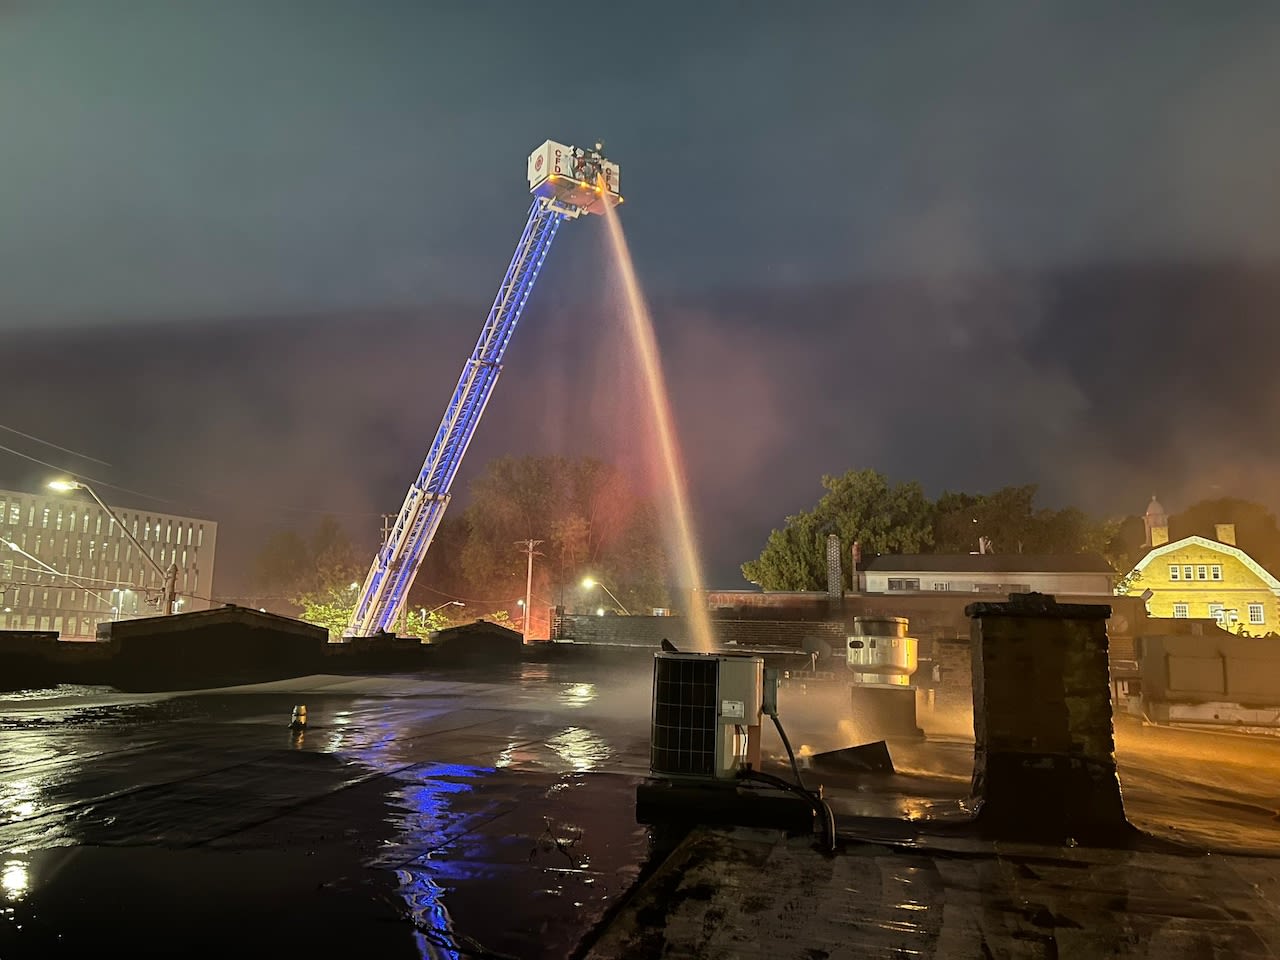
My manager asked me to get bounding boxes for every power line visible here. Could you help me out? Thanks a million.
[0,443,175,504]
[0,441,380,519]
[0,422,111,467]
[414,583,521,606]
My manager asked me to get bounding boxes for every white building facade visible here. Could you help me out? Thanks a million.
[0,486,217,637]
[861,554,1114,597]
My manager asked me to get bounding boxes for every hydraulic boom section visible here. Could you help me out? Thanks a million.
[346,141,621,637]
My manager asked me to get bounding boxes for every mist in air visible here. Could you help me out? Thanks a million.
[0,4,1277,590]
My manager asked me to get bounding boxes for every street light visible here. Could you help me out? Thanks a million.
[421,600,464,618]
[582,576,630,615]
[49,478,179,615]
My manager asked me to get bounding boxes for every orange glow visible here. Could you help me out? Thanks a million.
[601,198,716,654]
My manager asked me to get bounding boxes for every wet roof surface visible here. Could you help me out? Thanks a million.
[1,661,1278,957]
[0,663,655,958]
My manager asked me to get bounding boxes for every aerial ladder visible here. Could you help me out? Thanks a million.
[346,140,623,637]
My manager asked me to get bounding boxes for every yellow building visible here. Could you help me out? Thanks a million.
[1126,501,1280,634]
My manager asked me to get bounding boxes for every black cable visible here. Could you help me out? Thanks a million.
[770,712,808,792]
[739,767,836,855]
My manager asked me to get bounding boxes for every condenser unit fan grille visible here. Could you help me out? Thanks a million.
[651,655,718,777]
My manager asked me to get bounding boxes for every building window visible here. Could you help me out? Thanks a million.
[9,504,19,525]
[887,578,920,591]
[1183,565,1193,581]
[1209,603,1225,624]
[1211,565,1222,581]
[1169,565,1180,581]
[932,582,949,591]
[1249,603,1265,625]
[1196,565,1207,580]
[1173,603,1189,618]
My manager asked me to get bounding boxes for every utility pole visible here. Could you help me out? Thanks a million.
[163,562,179,615]
[515,539,543,644]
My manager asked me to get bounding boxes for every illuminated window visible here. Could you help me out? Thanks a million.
[1169,565,1180,581]
[932,582,949,591]
[41,507,49,529]
[1196,565,1207,580]
[9,504,19,524]
[1249,604,1265,625]
[1183,565,1193,580]
[1173,603,1189,618]
[1209,603,1225,624]
[1211,565,1222,581]
[887,578,920,591]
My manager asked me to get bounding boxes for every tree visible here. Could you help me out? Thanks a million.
[252,530,310,599]
[459,455,669,613]
[1101,514,1147,576]
[1170,498,1280,575]
[408,514,470,610]
[933,486,1109,557]
[742,469,933,591]
[252,516,473,639]
[251,516,365,638]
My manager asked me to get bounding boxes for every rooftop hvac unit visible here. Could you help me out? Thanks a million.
[847,615,919,686]
[650,652,763,781]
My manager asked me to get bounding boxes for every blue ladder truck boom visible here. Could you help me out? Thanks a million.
[345,141,622,637]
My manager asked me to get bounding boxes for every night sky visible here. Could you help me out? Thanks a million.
[3,2,1280,593]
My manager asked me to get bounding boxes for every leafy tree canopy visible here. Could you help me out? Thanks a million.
[934,485,1109,556]
[742,469,933,590]
[743,473,1119,591]
[460,455,668,613]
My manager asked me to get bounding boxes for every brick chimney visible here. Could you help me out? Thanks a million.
[1215,523,1237,546]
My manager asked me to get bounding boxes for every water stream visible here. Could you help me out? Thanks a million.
[600,201,716,653]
